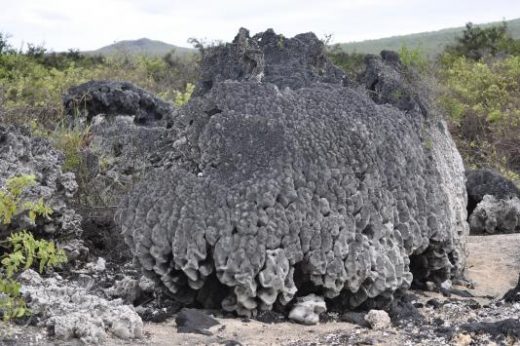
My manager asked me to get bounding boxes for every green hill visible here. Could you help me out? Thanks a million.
[87,38,194,57]
[338,18,520,57]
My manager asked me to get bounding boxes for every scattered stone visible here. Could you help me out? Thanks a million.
[85,257,106,273]
[364,310,392,330]
[175,308,220,335]
[341,311,369,328]
[452,333,472,346]
[460,319,520,341]
[105,276,141,304]
[255,310,286,324]
[288,294,327,325]
[19,270,143,344]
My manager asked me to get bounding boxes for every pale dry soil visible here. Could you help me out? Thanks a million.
[2,234,520,346]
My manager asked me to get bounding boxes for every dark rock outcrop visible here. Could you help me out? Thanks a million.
[63,80,174,126]
[466,169,520,214]
[465,169,520,234]
[503,274,520,303]
[0,125,82,239]
[468,195,520,234]
[115,29,468,317]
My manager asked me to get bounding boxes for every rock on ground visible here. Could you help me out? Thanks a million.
[466,169,520,212]
[469,195,520,234]
[364,310,391,330]
[19,269,143,344]
[175,308,220,335]
[288,294,327,325]
[116,28,468,317]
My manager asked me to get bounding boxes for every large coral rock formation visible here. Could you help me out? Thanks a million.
[0,125,82,238]
[116,29,469,316]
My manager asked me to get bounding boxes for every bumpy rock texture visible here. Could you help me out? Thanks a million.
[62,81,173,260]
[0,125,82,238]
[466,169,520,234]
[116,28,469,317]
[288,294,327,325]
[63,80,174,126]
[469,195,520,234]
[466,169,520,214]
[19,269,143,344]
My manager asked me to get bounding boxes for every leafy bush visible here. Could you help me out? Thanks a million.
[439,53,520,176]
[399,45,428,73]
[174,82,195,106]
[0,175,53,225]
[49,125,91,172]
[326,46,365,78]
[0,34,199,129]
[0,174,66,321]
[445,22,520,60]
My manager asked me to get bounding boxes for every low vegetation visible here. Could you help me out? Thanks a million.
[0,174,67,322]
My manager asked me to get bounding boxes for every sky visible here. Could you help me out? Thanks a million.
[1,0,520,52]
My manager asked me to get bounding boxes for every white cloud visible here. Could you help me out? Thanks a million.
[0,0,518,51]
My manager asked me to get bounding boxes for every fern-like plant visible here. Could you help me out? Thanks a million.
[0,174,66,322]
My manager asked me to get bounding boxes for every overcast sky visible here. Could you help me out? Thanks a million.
[1,0,519,52]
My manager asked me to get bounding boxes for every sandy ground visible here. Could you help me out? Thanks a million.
[465,233,520,298]
[102,234,520,346]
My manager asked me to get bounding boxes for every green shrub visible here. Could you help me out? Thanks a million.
[174,83,195,106]
[446,22,520,60]
[439,52,520,173]
[399,45,428,73]
[326,46,366,78]
[0,174,52,226]
[50,125,91,172]
[0,174,66,322]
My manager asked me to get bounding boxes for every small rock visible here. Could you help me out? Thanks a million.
[176,308,219,335]
[364,310,391,330]
[341,311,369,328]
[452,333,472,346]
[18,269,43,286]
[288,294,327,325]
[94,257,106,272]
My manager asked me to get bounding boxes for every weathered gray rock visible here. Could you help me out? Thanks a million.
[503,274,520,302]
[20,269,143,344]
[465,170,520,234]
[74,114,170,260]
[364,309,391,330]
[194,28,346,97]
[466,169,520,214]
[63,80,175,126]
[116,29,468,317]
[469,195,520,234]
[105,276,142,304]
[288,294,327,325]
[0,125,82,239]
[175,308,219,335]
